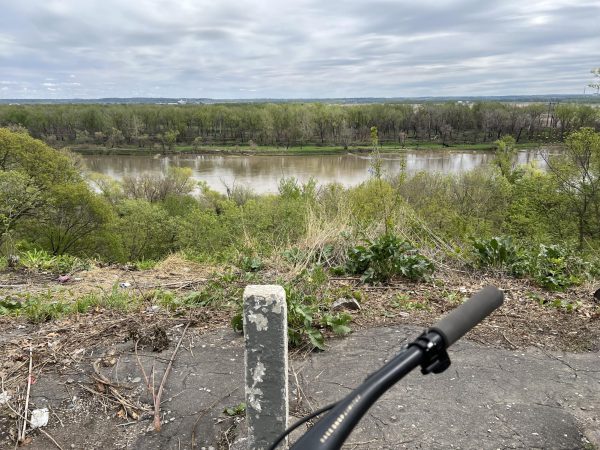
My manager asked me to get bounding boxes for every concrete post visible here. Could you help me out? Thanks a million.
[243,285,288,450]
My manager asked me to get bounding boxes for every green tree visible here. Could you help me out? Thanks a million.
[163,130,180,151]
[493,135,522,182]
[115,200,176,261]
[545,127,600,248]
[0,128,80,186]
[37,183,113,255]
[0,171,43,243]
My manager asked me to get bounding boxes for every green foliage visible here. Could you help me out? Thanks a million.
[0,296,23,315]
[0,170,42,240]
[285,284,353,350]
[472,236,522,269]
[347,233,434,283]
[494,135,523,181]
[133,258,158,270]
[122,167,194,203]
[223,402,246,417]
[1,102,596,153]
[20,249,90,273]
[472,238,592,290]
[391,293,430,311]
[397,168,511,238]
[320,312,352,336]
[0,285,138,322]
[529,244,584,291]
[0,129,106,253]
[36,182,113,255]
[533,293,582,313]
[231,313,243,333]
[114,200,176,261]
[238,255,264,272]
[546,128,600,249]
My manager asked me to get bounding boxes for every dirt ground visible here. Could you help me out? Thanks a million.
[0,258,598,449]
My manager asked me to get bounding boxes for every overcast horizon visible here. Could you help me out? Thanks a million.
[1,0,599,99]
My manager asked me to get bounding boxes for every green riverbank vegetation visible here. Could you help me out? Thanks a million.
[1,127,600,346]
[0,102,598,153]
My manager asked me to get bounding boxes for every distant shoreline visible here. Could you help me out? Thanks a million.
[68,142,548,156]
[70,142,548,156]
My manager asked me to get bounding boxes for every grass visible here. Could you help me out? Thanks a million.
[70,141,542,156]
[0,286,142,322]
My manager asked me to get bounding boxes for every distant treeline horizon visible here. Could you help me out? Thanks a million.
[1,101,599,149]
[1,94,600,105]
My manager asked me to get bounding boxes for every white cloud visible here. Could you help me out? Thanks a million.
[0,0,598,98]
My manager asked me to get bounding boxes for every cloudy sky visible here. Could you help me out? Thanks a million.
[0,0,598,99]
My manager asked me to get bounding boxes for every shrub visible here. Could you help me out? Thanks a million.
[20,249,90,273]
[530,244,582,291]
[472,236,522,270]
[346,233,434,283]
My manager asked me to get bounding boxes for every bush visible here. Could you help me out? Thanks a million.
[114,200,176,261]
[346,233,434,283]
[285,285,352,350]
[20,249,90,273]
[530,244,583,291]
[472,236,522,269]
[472,238,592,291]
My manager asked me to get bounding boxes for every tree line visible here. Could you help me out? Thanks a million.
[0,102,598,150]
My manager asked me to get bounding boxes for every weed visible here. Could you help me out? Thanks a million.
[102,285,137,310]
[320,312,352,336]
[391,293,430,311]
[530,244,579,291]
[472,236,522,270]
[20,249,89,274]
[223,402,246,417]
[0,296,24,315]
[133,259,158,270]
[347,233,434,283]
[536,296,582,313]
[441,291,468,305]
[239,255,264,272]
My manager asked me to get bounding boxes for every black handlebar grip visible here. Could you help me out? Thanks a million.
[430,286,504,348]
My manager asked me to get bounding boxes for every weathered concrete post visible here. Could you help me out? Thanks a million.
[243,285,288,450]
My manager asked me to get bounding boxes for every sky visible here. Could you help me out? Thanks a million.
[0,0,599,99]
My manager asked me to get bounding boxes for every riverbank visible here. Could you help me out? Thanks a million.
[70,141,543,156]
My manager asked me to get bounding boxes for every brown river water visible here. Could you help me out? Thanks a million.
[82,149,546,194]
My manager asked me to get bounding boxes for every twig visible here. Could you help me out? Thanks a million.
[500,331,518,349]
[91,360,144,418]
[191,387,239,449]
[38,428,66,450]
[20,345,33,442]
[116,421,138,427]
[153,322,191,431]
[135,340,156,404]
[4,398,65,450]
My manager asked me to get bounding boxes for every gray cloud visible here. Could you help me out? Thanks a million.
[0,0,598,98]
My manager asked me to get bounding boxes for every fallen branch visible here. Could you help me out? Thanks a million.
[91,360,145,419]
[4,398,65,450]
[153,322,190,431]
[19,345,33,443]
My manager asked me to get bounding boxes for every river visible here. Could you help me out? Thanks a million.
[82,149,546,194]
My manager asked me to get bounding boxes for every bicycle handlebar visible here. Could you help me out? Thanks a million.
[430,285,504,347]
[285,286,504,450]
